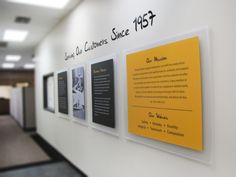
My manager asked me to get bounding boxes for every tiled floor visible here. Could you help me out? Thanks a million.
[0,115,50,168]
[0,115,86,177]
[0,162,84,177]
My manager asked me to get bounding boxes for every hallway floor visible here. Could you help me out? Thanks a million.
[0,115,86,177]
[0,162,83,177]
[0,115,50,168]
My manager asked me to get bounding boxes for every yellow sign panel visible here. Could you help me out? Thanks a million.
[126,37,203,151]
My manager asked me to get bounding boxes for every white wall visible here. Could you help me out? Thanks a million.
[35,0,236,177]
[10,88,23,126]
[10,88,36,128]
[0,86,12,99]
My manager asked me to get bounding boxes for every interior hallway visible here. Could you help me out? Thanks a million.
[0,115,85,177]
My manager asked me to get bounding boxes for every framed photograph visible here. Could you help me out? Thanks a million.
[43,73,55,113]
[72,65,85,120]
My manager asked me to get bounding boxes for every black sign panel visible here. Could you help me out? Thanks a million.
[57,71,68,114]
[91,59,115,128]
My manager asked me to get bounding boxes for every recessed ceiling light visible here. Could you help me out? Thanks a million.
[7,0,70,9]
[5,55,21,62]
[24,63,35,69]
[2,63,15,69]
[3,29,28,42]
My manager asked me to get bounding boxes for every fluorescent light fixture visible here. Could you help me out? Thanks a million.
[3,29,28,42]
[7,0,70,9]
[2,63,15,69]
[24,63,35,69]
[5,55,21,62]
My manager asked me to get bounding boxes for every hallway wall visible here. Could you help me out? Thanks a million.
[0,86,12,99]
[35,0,236,177]
[0,86,12,115]
[0,70,34,87]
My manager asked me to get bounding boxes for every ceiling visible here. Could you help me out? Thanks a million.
[0,0,80,70]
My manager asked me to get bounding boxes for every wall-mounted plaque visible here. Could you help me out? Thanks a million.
[91,59,115,128]
[57,71,68,114]
[126,37,203,151]
[72,66,85,120]
[43,73,55,113]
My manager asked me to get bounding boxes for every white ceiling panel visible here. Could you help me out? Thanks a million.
[0,0,80,70]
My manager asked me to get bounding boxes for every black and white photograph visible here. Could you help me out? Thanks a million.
[72,66,85,119]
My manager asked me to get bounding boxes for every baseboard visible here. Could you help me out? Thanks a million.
[23,127,36,132]
[31,134,88,177]
[0,160,55,172]
[0,133,87,177]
